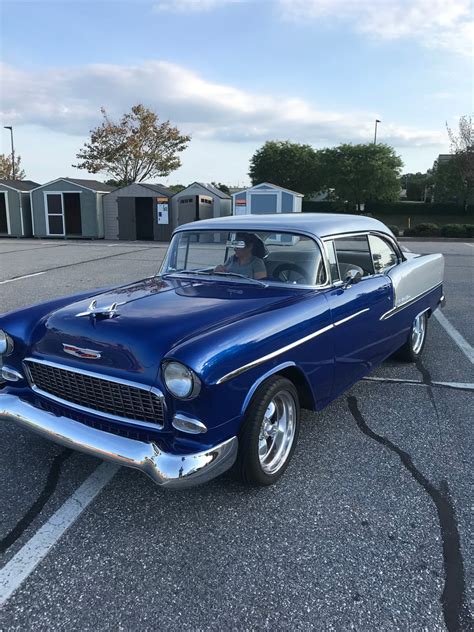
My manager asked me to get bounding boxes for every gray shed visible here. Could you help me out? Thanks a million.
[170,182,231,228]
[30,178,113,239]
[0,180,39,237]
[103,182,174,241]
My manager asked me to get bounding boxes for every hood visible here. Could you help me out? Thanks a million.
[29,277,307,385]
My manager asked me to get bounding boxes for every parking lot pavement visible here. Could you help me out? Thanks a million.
[0,238,473,630]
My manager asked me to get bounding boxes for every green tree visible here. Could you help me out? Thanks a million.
[168,184,186,193]
[318,143,403,210]
[249,141,320,195]
[74,105,190,185]
[211,181,231,195]
[400,171,432,201]
[445,115,474,208]
[432,158,467,204]
[0,153,26,180]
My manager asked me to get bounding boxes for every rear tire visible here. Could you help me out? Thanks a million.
[234,376,300,486]
[394,311,428,362]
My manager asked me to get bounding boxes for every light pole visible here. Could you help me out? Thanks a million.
[3,126,15,180]
[373,119,381,144]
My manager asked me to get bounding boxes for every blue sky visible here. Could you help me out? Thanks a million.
[1,0,472,186]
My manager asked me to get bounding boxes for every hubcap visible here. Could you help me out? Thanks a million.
[411,313,426,354]
[258,391,296,475]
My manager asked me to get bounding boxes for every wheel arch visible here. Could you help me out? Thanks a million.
[241,361,316,415]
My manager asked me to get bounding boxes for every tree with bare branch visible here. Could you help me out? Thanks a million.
[74,105,190,185]
[445,115,474,209]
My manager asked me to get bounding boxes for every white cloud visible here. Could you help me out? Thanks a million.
[0,60,443,151]
[279,0,473,56]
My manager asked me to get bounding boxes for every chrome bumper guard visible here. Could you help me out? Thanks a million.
[0,394,238,489]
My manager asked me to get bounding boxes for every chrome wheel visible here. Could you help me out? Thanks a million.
[258,391,296,475]
[411,313,426,354]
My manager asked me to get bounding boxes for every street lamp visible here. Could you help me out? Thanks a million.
[3,126,15,180]
[373,119,381,144]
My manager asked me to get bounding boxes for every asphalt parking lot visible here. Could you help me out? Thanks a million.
[0,238,473,631]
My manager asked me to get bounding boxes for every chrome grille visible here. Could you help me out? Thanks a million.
[24,359,164,426]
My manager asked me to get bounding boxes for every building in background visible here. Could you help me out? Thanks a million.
[30,178,113,239]
[170,182,231,227]
[232,183,303,215]
[0,180,39,237]
[103,183,174,241]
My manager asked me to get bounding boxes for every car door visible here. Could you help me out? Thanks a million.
[323,235,394,396]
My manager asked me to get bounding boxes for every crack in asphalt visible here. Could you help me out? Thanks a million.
[347,395,472,632]
[0,449,72,555]
[415,357,444,444]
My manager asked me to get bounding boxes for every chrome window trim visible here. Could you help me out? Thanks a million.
[216,308,369,385]
[159,229,331,291]
[380,282,442,320]
[22,357,165,430]
[323,230,403,261]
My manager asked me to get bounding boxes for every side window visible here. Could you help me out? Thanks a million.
[368,234,399,273]
[334,235,374,278]
[324,240,340,282]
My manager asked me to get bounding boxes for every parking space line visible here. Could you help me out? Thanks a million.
[433,310,474,365]
[0,462,118,607]
[0,272,46,285]
[464,243,474,248]
[363,376,474,391]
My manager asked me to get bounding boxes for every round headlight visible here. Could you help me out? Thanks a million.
[163,361,200,399]
[0,330,14,356]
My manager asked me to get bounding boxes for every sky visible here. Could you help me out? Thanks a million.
[1,0,472,187]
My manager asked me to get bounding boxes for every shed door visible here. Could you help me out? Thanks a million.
[46,194,65,236]
[64,193,82,235]
[135,197,154,240]
[0,193,8,233]
[117,198,136,240]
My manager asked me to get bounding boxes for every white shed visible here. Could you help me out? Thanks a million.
[232,182,303,215]
[170,182,231,227]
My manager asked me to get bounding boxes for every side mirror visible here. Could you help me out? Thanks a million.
[343,268,362,288]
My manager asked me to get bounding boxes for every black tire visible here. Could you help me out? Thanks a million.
[273,263,309,285]
[233,376,300,486]
[393,311,428,362]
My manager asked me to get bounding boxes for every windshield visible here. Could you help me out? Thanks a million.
[160,230,326,286]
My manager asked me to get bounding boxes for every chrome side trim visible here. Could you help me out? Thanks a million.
[380,283,442,320]
[172,413,208,434]
[217,308,370,385]
[0,393,237,489]
[23,357,165,431]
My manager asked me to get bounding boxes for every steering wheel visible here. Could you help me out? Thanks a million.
[273,263,309,285]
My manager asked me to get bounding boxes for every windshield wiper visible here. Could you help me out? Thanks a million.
[163,269,267,287]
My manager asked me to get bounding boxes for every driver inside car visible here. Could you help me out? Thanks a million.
[214,233,267,280]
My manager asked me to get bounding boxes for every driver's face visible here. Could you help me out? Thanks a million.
[234,243,251,258]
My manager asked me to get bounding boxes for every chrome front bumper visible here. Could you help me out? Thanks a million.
[0,394,238,489]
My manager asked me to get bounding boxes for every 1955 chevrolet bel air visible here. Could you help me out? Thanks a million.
[0,214,445,488]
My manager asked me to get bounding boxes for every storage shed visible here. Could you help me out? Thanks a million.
[232,182,303,215]
[170,182,231,227]
[103,183,174,241]
[30,178,113,239]
[0,180,39,237]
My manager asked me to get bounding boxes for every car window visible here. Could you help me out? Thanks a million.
[333,235,374,277]
[161,230,326,286]
[324,240,340,282]
[368,234,399,273]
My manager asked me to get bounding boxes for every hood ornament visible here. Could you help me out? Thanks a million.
[63,344,102,359]
[76,299,124,319]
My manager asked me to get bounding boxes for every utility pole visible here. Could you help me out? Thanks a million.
[3,126,15,179]
[374,119,381,145]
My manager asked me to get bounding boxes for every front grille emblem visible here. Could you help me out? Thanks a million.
[62,344,102,359]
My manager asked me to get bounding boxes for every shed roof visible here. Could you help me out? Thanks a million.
[231,182,304,197]
[31,178,114,193]
[177,182,231,199]
[176,213,393,238]
[0,179,40,192]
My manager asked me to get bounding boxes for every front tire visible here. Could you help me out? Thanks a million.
[234,376,300,486]
[394,311,428,362]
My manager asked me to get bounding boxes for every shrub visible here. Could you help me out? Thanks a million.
[404,223,441,237]
[463,224,474,238]
[440,224,467,237]
[387,224,400,236]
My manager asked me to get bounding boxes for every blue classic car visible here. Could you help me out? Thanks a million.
[0,214,445,488]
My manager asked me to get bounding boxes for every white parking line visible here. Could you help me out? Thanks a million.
[433,310,474,365]
[363,376,474,390]
[0,462,118,607]
[464,243,474,248]
[0,272,46,285]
